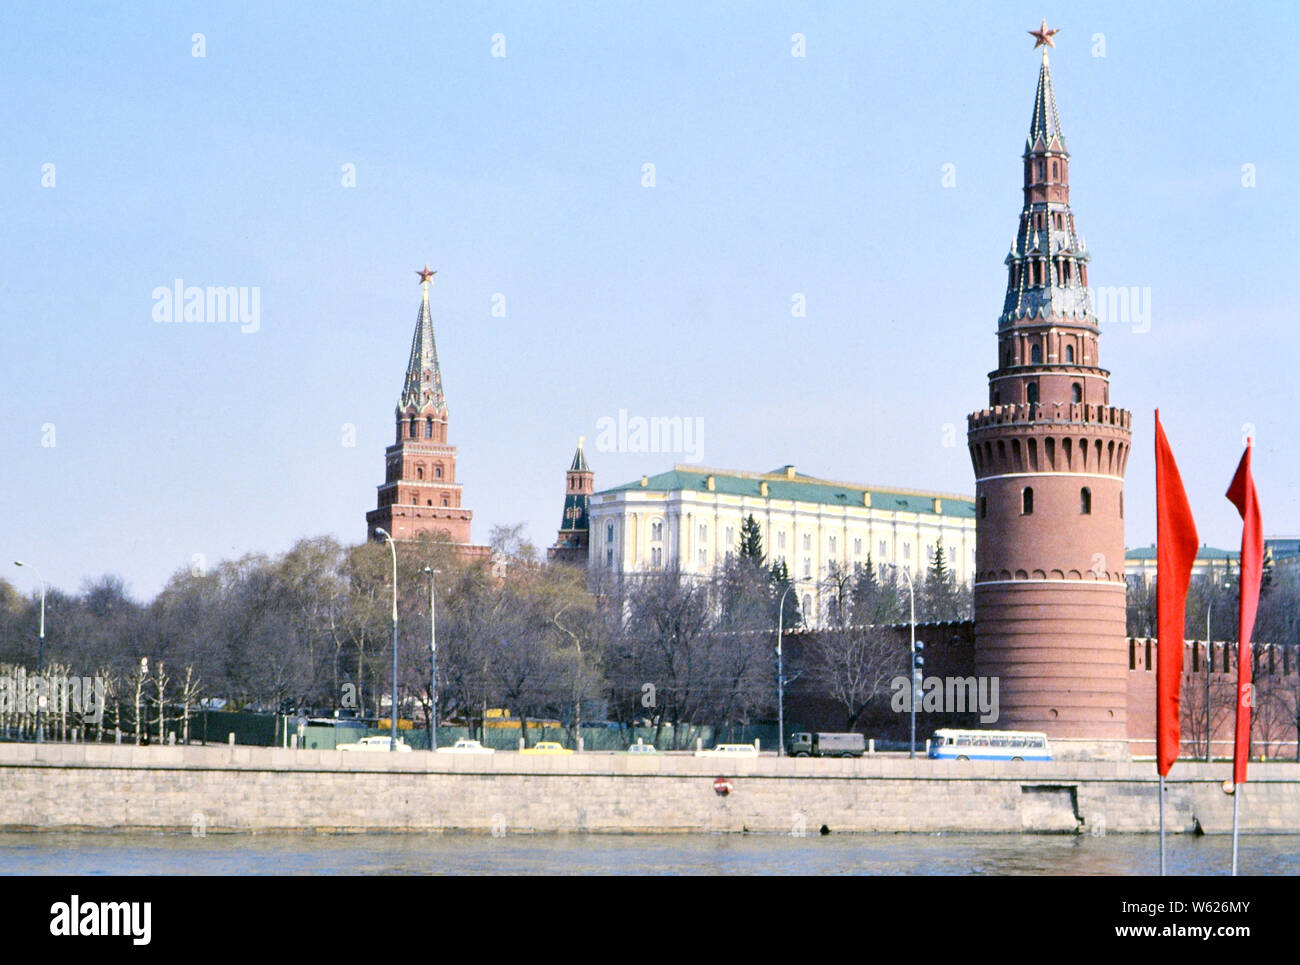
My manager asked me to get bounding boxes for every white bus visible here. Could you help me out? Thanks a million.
[927,729,1051,762]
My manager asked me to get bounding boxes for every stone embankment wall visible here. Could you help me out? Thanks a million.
[1,744,1296,835]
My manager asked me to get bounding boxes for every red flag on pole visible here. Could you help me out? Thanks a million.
[1155,411,1199,776]
[1225,440,1264,786]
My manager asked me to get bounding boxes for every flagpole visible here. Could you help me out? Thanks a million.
[1231,785,1240,876]
[1159,774,1166,876]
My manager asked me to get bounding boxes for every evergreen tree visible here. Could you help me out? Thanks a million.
[739,514,764,566]
[769,558,802,628]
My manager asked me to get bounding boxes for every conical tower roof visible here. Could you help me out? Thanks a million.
[1025,53,1067,155]
[569,437,591,473]
[399,266,446,412]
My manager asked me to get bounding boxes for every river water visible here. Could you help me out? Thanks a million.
[2,832,1297,875]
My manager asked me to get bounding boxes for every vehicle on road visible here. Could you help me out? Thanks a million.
[787,731,866,758]
[519,741,573,755]
[626,741,658,754]
[694,743,759,758]
[435,739,495,755]
[928,729,1052,762]
[337,736,412,753]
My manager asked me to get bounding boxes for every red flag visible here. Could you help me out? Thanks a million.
[1155,411,1199,776]
[1226,441,1264,786]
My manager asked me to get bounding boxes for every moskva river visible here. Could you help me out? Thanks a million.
[3,832,1298,875]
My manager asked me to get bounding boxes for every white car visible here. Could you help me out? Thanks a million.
[337,736,412,752]
[435,739,495,755]
[626,742,658,754]
[694,743,760,758]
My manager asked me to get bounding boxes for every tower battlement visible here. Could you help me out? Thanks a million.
[967,403,1132,432]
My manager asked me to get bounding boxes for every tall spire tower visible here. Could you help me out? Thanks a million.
[967,26,1133,755]
[548,438,594,564]
[366,267,485,554]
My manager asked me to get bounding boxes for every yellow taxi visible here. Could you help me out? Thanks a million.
[519,740,573,755]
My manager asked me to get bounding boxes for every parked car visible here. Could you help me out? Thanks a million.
[626,741,658,754]
[787,731,866,758]
[694,743,759,758]
[435,739,495,755]
[337,736,412,753]
[519,741,573,755]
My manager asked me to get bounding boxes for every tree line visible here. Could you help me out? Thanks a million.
[0,517,971,745]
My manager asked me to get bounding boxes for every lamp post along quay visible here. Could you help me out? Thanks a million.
[375,529,400,751]
[775,578,811,757]
[889,564,921,759]
[423,567,440,750]
[14,561,46,743]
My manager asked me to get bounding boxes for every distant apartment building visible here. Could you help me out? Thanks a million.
[586,464,977,625]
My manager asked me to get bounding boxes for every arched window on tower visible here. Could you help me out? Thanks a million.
[408,416,417,438]
[1026,382,1039,405]
[441,496,449,507]
[1072,383,1083,403]
[1031,344,1042,364]
[416,467,424,480]
[425,417,433,439]
[1022,487,1034,515]
[1052,159,1059,179]
[435,465,443,479]
[1065,344,1075,363]
[1081,487,1092,514]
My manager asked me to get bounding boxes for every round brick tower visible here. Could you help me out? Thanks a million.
[967,35,1132,754]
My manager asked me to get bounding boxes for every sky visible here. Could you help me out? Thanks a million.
[2,1,1298,602]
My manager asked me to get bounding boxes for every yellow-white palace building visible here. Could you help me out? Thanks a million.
[586,464,977,625]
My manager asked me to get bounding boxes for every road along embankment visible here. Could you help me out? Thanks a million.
[1,743,1296,834]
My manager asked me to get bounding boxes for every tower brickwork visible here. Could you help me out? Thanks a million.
[366,268,484,554]
[548,438,594,565]
[968,37,1133,747]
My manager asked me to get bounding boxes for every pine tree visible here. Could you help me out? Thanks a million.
[769,558,802,627]
[739,514,764,565]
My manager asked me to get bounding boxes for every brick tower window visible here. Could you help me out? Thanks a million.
[425,417,433,439]
[1065,344,1075,363]
[1080,487,1092,514]
[1021,487,1034,515]
[1072,382,1083,403]
[1026,382,1039,404]
[1031,344,1042,364]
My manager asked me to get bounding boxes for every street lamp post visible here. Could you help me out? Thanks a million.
[14,561,46,743]
[422,567,440,751]
[1205,599,1213,763]
[776,579,810,757]
[889,564,918,759]
[374,529,400,752]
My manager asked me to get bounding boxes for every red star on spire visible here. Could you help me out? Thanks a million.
[1028,19,1059,50]
[416,264,436,285]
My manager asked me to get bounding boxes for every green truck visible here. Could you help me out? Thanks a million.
[787,732,866,758]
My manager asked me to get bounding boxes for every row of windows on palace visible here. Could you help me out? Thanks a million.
[979,486,1116,518]
[597,518,969,577]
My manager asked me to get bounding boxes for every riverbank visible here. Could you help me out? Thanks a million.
[2,743,1296,835]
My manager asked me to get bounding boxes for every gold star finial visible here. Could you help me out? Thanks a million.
[416,264,436,286]
[1028,19,1059,59]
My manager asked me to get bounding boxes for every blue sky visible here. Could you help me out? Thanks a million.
[3,1,1297,600]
